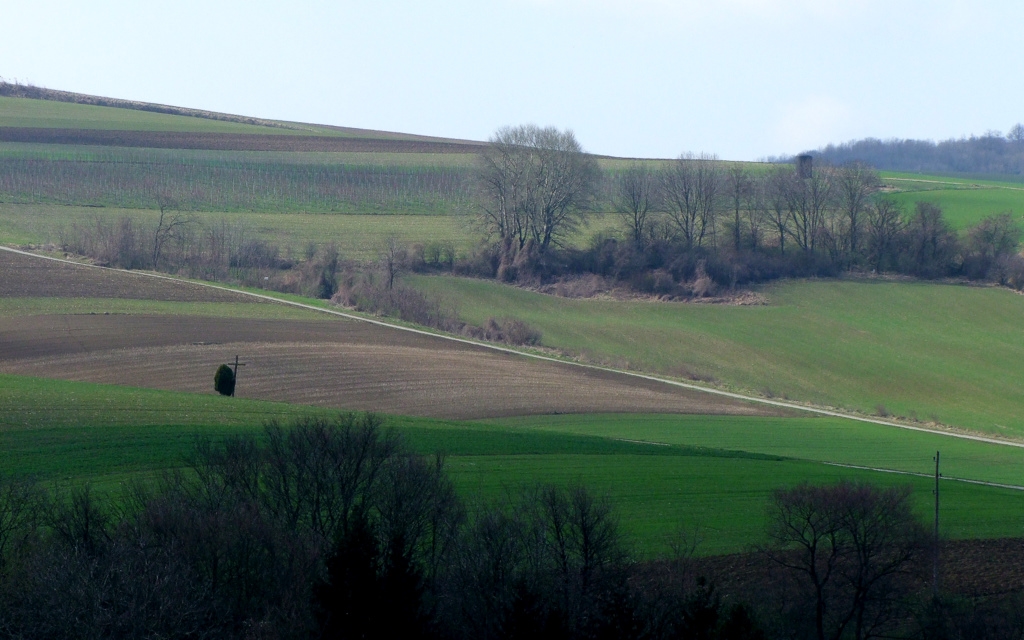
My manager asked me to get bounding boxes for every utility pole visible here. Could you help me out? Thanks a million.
[933,450,940,597]
[230,354,245,395]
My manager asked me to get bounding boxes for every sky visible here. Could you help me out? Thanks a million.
[3,0,1023,160]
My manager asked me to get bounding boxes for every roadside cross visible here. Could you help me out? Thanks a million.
[230,355,247,397]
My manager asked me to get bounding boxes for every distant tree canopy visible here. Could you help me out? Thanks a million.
[807,127,1024,177]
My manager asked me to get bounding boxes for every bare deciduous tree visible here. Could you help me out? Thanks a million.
[616,162,657,248]
[477,125,598,256]
[866,199,906,272]
[745,176,771,252]
[152,193,194,270]
[661,153,723,250]
[785,163,835,254]
[835,163,881,259]
[380,236,407,290]
[1008,123,1024,144]
[765,481,926,640]
[903,202,960,278]
[725,164,754,252]
[477,126,535,250]
[765,166,794,254]
[0,474,42,574]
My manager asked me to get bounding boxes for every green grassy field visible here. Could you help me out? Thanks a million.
[0,204,621,260]
[0,146,474,214]
[2,374,1022,555]
[486,414,1024,487]
[881,172,1024,228]
[410,275,1024,438]
[0,204,479,259]
[887,186,1024,229]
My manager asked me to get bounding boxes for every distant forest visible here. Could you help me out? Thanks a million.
[806,124,1024,178]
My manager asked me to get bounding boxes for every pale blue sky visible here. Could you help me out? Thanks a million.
[3,0,1022,160]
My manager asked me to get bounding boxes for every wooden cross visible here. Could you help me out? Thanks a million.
[230,355,247,397]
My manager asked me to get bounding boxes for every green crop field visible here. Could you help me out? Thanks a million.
[886,185,1024,229]
[0,204,479,259]
[409,275,1024,438]
[0,204,621,260]
[486,414,1024,487]
[2,374,1022,556]
[881,172,1024,228]
[0,144,475,214]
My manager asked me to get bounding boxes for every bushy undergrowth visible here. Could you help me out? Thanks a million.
[458,206,1024,299]
[56,215,545,347]
[332,271,541,346]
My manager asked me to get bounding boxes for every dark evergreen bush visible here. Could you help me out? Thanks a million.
[214,364,235,396]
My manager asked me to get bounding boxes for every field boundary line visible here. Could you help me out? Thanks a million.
[823,462,1024,491]
[886,177,1024,192]
[6,245,1024,451]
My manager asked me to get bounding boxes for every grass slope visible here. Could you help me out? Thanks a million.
[1,375,1022,555]
[0,96,296,135]
[411,275,1024,438]
[486,414,1024,487]
[0,204,478,258]
[0,204,619,259]
[882,172,1024,228]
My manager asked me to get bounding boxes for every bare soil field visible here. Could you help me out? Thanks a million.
[0,314,778,419]
[0,249,780,419]
[0,315,357,359]
[0,250,260,302]
[0,128,483,154]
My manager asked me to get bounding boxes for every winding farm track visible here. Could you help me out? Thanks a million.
[0,248,776,420]
[3,246,1024,449]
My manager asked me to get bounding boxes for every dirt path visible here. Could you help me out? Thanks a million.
[886,177,1024,192]
[4,245,1023,448]
[822,461,1024,492]
[0,249,777,419]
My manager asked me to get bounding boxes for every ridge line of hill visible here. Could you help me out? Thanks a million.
[0,126,484,153]
[0,81,484,146]
[4,244,1022,450]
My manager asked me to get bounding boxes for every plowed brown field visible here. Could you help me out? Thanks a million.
[0,314,778,419]
[0,250,260,302]
[0,249,782,419]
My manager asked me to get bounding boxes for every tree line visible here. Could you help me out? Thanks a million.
[473,125,1024,295]
[807,125,1024,178]
[47,124,1024,303]
[1,414,1018,639]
